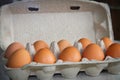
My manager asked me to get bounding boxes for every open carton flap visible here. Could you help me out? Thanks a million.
[0,0,113,50]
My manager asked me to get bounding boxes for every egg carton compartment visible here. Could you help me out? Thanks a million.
[0,0,119,80]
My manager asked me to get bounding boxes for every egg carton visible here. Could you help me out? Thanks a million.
[0,0,120,80]
[1,41,120,80]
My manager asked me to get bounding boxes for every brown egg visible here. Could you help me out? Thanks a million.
[78,38,92,49]
[6,48,32,68]
[33,40,49,52]
[106,43,120,58]
[59,46,81,62]
[33,48,56,64]
[4,42,25,59]
[82,43,105,61]
[101,37,113,49]
[58,39,72,52]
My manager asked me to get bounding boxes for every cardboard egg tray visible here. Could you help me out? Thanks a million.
[0,0,120,80]
[1,42,120,80]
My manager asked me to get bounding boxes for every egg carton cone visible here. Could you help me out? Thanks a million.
[4,66,30,80]
[0,0,120,80]
[35,66,56,80]
[60,66,80,79]
[107,60,120,74]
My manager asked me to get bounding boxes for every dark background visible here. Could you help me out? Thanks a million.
[0,0,120,40]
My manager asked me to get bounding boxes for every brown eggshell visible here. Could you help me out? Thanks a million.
[101,37,113,49]
[33,48,56,64]
[6,48,32,68]
[33,40,49,52]
[58,39,72,52]
[78,38,92,49]
[106,43,120,58]
[59,46,81,62]
[82,43,105,61]
[4,42,25,59]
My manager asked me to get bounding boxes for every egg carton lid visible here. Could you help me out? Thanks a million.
[0,0,114,51]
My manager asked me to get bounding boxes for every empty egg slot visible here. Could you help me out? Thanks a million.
[70,6,80,10]
[28,7,39,11]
